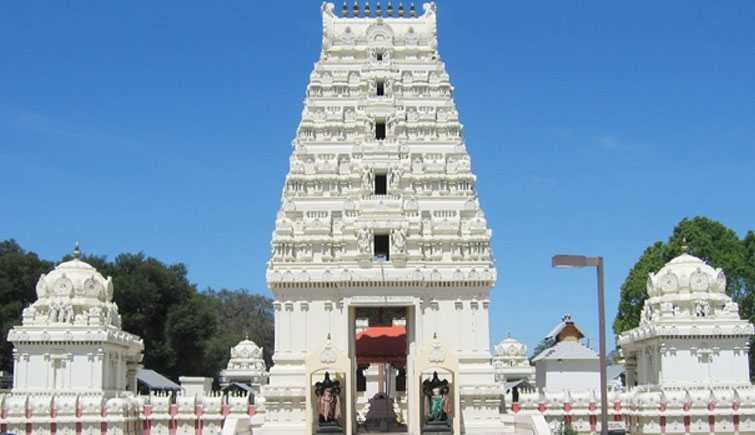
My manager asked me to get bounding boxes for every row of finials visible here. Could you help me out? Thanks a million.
[341,2,419,18]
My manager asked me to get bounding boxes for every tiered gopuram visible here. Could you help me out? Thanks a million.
[261,2,504,434]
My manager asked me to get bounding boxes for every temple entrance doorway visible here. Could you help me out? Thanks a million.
[352,306,411,433]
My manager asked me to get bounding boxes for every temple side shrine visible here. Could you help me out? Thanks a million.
[261,2,503,434]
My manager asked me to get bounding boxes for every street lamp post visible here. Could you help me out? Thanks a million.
[552,255,608,435]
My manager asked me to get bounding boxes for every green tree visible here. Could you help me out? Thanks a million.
[205,289,275,370]
[106,253,216,381]
[0,240,53,373]
[73,251,220,381]
[613,241,668,335]
[166,291,219,377]
[0,241,276,384]
[529,337,555,360]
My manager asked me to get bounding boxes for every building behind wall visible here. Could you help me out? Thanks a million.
[532,315,600,392]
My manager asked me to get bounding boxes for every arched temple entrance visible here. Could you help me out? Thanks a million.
[350,306,413,433]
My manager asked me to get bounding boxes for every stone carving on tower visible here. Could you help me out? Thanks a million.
[261,3,503,434]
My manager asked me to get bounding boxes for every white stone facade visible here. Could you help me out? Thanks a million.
[493,334,535,384]
[532,340,600,392]
[261,2,503,434]
[219,338,269,396]
[617,251,755,434]
[0,391,257,435]
[7,247,143,397]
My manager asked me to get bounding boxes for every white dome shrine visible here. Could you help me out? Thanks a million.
[639,251,744,327]
[7,243,143,396]
[619,249,754,394]
[493,334,535,384]
[647,252,726,297]
[21,245,121,328]
[227,338,265,371]
[219,337,268,394]
[494,334,528,361]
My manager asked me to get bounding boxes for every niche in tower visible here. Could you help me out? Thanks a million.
[374,234,389,261]
[374,172,387,195]
[375,119,386,140]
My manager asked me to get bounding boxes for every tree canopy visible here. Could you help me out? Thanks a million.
[0,240,274,383]
[0,240,52,373]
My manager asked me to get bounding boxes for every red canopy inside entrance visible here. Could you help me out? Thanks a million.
[355,325,407,366]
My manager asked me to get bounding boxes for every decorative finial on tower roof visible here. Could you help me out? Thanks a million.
[342,2,348,17]
[409,2,416,17]
[507,331,512,338]
[245,333,249,340]
[353,1,359,17]
[681,237,689,254]
[364,2,370,16]
[327,332,331,340]
[73,241,81,259]
[433,332,437,339]
[398,2,404,17]
[386,1,393,16]
[562,313,572,322]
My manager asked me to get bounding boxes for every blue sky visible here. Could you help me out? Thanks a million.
[2,1,754,355]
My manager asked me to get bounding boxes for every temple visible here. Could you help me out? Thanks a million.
[2,3,755,435]
[260,2,503,434]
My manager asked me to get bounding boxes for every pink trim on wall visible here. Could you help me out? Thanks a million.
[195,405,204,435]
[169,404,178,435]
[220,405,230,429]
[143,404,153,435]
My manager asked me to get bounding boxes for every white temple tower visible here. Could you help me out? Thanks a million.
[261,3,503,434]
